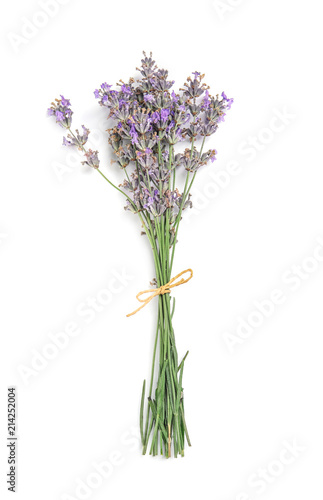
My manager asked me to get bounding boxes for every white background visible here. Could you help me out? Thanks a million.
[1,0,323,499]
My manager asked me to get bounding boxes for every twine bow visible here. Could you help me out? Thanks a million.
[126,269,193,317]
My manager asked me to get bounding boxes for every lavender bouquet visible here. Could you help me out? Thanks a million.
[48,52,233,458]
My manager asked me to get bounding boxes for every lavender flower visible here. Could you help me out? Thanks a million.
[160,108,170,122]
[144,94,154,103]
[129,123,139,144]
[81,149,100,169]
[222,91,234,110]
[202,91,210,110]
[62,126,90,149]
[48,96,73,128]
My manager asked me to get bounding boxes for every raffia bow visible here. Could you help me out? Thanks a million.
[127,269,193,317]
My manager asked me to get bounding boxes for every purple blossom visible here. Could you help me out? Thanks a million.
[94,89,100,98]
[151,111,160,123]
[166,120,175,133]
[221,91,234,110]
[81,149,100,169]
[80,125,90,143]
[202,91,210,110]
[101,83,111,90]
[144,198,154,208]
[211,150,217,162]
[160,108,170,122]
[63,137,73,146]
[171,91,179,103]
[144,188,159,209]
[129,123,139,144]
[60,95,70,107]
[62,125,90,148]
[55,110,64,122]
[121,84,132,95]
[144,94,154,103]
[48,96,73,127]
[226,98,234,110]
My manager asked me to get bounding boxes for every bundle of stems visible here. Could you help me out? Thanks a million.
[99,139,196,457]
[138,158,194,458]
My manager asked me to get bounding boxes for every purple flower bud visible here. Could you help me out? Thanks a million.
[82,149,100,169]
[171,91,179,103]
[222,92,234,110]
[160,108,170,122]
[62,137,73,146]
[144,94,154,103]
[151,111,160,123]
[121,84,132,95]
[202,91,210,110]
[130,123,139,144]
[60,95,71,106]
[211,150,217,162]
[55,110,64,122]
[94,89,100,98]
[226,98,234,110]
[48,95,73,127]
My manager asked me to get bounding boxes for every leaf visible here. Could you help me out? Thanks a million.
[140,380,146,445]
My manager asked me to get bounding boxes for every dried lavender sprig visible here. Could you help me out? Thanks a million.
[48,97,142,211]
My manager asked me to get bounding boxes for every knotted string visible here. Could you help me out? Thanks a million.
[126,269,193,317]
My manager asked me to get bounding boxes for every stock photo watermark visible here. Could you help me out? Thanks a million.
[17,268,134,385]
[61,425,141,500]
[212,0,247,21]
[51,124,106,182]
[222,236,323,353]
[226,438,306,500]
[7,0,71,53]
[184,106,296,225]
[53,106,295,188]
[0,231,8,246]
